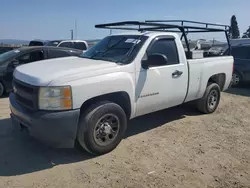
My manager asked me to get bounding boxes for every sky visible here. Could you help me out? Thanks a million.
[0,0,249,41]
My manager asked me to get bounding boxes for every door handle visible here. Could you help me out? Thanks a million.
[172,70,183,77]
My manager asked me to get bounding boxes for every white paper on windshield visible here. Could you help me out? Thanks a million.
[14,50,20,53]
[125,39,141,44]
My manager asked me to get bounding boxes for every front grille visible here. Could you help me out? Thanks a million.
[16,94,34,108]
[13,78,39,111]
[14,80,34,94]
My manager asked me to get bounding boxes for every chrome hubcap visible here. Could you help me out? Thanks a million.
[208,90,218,109]
[232,73,240,85]
[94,114,120,146]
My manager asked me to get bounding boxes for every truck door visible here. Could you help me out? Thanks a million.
[135,36,188,116]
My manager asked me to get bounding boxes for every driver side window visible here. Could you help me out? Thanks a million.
[147,38,179,66]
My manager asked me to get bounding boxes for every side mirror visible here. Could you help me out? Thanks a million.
[11,59,19,67]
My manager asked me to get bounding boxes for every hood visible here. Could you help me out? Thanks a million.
[14,56,119,86]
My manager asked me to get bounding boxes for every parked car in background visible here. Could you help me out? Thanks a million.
[45,40,89,52]
[0,47,17,55]
[230,38,250,46]
[223,44,250,86]
[0,46,82,97]
[29,40,49,46]
[29,39,89,52]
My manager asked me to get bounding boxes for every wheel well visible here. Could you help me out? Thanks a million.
[80,92,131,119]
[207,73,226,90]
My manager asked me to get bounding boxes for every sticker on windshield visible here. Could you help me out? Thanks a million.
[125,39,141,44]
[14,50,20,53]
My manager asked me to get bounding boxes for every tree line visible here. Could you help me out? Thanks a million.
[230,15,250,39]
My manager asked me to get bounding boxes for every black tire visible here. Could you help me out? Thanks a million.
[231,71,242,87]
[0,82,4,97]
[196,83,221,114]
[77,101,127,155]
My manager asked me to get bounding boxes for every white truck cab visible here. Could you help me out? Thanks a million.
[9,20,234,155]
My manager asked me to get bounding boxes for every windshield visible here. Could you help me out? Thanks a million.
[45,40,62,47]
[81,35,148,64]
[0,49,21,65]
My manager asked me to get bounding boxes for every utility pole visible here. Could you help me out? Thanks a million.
[110,29,112,35]
[70,29,74,40]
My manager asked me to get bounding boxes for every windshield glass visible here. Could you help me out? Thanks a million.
[45,40,62,47]
[0,49,21,65]
[81,35,148,64]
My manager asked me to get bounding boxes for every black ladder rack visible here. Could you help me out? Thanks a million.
[145,20,230,31]
[95,20,230,32]
[95,20,231,55]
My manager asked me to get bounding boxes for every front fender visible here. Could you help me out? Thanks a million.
[64,72,136,116]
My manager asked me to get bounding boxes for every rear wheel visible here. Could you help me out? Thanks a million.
[77,101,127,155]
[0,82,5,97]
[231,71,241,87]
[196,83,221,114]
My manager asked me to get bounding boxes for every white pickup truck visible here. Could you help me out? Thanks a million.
[9,20,234,155]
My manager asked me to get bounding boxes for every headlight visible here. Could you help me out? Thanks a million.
[38,86,72,110]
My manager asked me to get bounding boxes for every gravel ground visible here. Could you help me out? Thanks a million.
[0,88,250,188]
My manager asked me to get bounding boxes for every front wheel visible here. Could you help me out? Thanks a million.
[77,101,127,155]
[196,83,221,114]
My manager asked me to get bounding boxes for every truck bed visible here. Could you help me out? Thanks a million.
[185,56,234,102]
